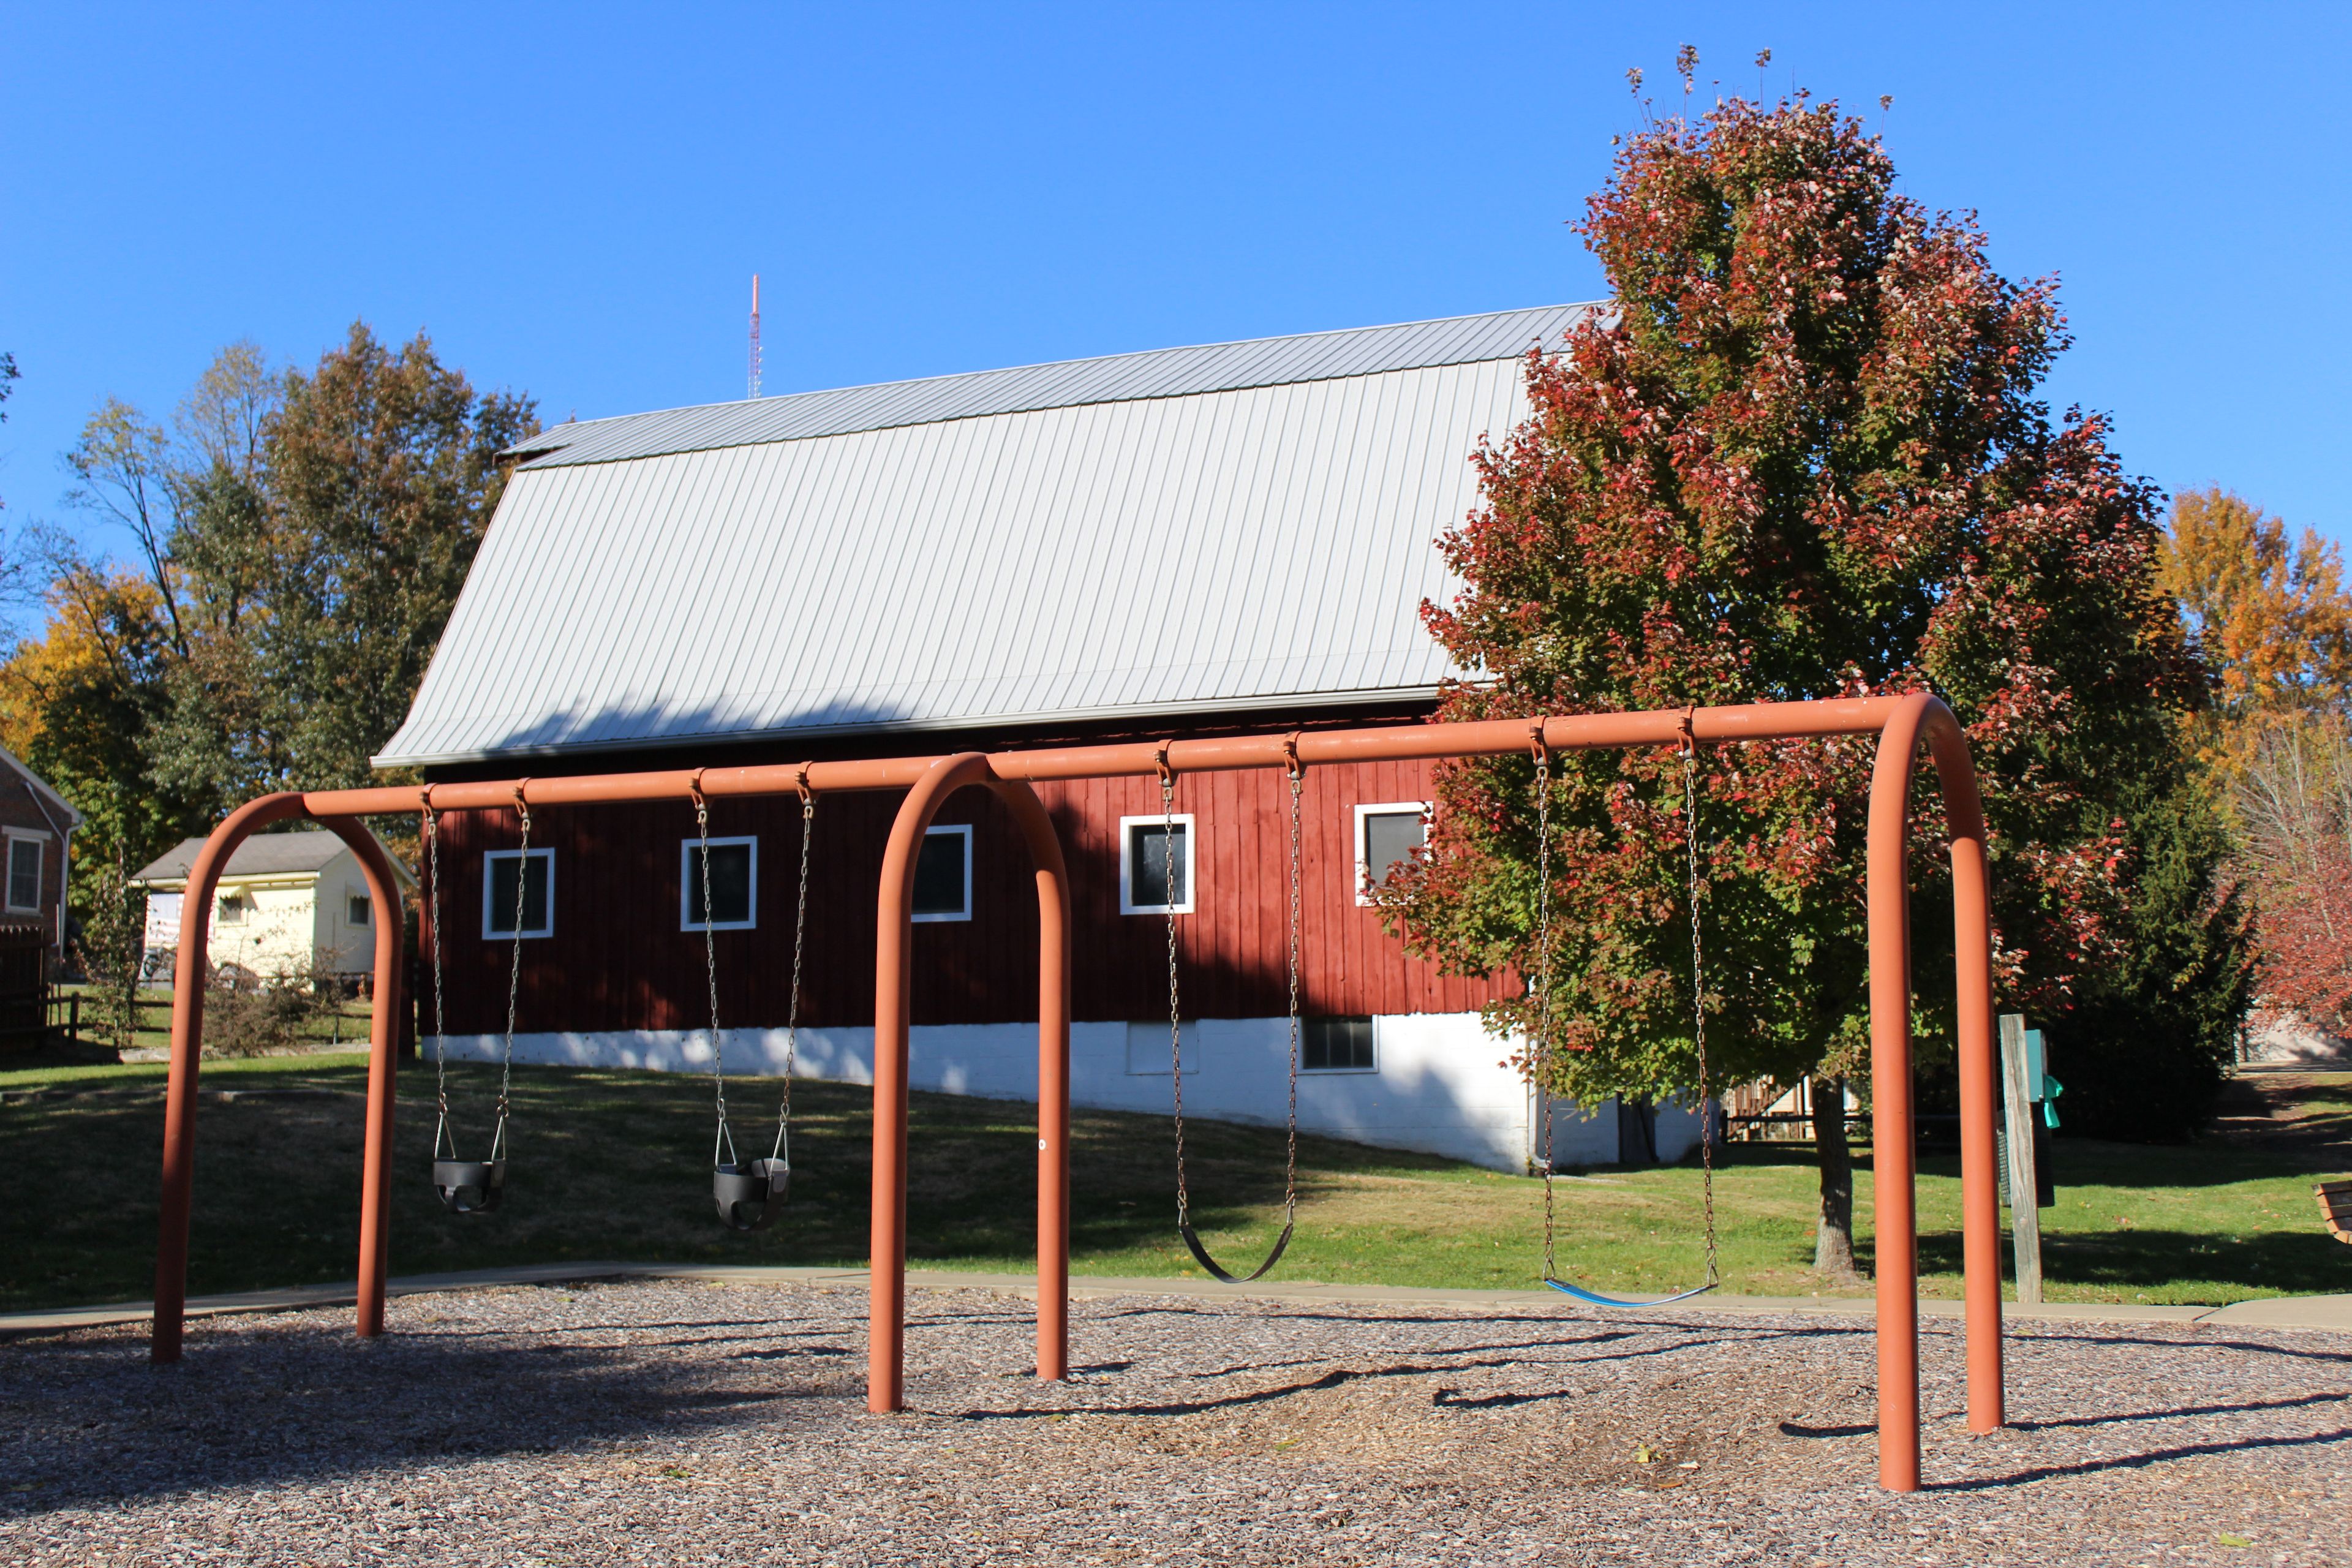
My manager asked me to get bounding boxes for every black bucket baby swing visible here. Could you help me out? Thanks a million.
[418,772,820,1232]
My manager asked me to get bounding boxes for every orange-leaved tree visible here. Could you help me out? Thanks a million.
[2157,486,2352,763]
[2160,487,2352,1034]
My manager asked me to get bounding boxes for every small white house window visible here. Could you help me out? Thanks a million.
[1120,813,1196,915]
[1303,1016,1377,1072]
[912,824,971,922]
[347,894,371,927]
[483,848,554,939]
[4,835,42,913]
[1354,802,1430,905]
[216,892,249,926]
[680,836,758,931]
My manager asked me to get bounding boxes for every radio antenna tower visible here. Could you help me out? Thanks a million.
[747,274,764,399]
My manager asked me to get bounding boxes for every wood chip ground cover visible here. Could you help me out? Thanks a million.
[2,1281,2346,1564]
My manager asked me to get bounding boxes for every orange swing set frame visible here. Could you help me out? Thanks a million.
[148,692,2002,1493]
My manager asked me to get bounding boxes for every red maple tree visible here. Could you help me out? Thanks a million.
[2235,724,2352,1032]
[1381,85,2210,1270]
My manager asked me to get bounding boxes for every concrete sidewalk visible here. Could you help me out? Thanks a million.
[6,1262,2350,1340]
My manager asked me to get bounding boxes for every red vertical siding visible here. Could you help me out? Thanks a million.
[423,758,1510,1036]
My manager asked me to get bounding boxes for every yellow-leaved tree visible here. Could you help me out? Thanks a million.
[2157,486,2352,1035]
[2156,486,2352,763]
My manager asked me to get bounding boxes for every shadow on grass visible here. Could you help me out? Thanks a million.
[0,1059,1456,1314]
[1910,1225,2350,1298]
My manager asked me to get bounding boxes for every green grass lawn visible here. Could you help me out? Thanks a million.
[2,1054,2346,1314]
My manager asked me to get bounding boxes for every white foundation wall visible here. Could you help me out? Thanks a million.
[428,1011,1708,1172]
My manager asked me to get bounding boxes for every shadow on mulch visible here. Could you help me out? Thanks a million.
[1926,1423,2352,1493]
[0,1314,863,1513]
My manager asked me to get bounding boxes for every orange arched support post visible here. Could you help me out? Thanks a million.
[151,798,410,1363]
[869,755,1072,1412]
[317,815,413,1340]
[1866,694,2003,1490]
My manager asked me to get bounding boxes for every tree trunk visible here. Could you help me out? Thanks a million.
[1812,1075,1863,1278]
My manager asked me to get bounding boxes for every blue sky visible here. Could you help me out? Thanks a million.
[5,3,2346,573]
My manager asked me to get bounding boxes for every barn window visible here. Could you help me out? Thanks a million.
[347,894,371,926]
[216,892,249,926]
[1120,814,1194,914]
[483,848,554,939]
[4,835,41,912]
[1303,1016,1376,1072]
[1354,802,1429,905]
[912,824,971,922]
[680,836,758,931]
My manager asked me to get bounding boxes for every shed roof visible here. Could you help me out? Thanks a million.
[132,826,415,889]
[377,304,1589,767]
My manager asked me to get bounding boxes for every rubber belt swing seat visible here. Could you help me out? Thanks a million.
[1178,1222,1295,1285]
[1542,1276,1717,1308]
[1159,742,1305,1286]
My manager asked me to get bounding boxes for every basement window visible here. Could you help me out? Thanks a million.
[913,824,971,922]
[483,849,554,940]
[1354,802,1429,905]
[1120,814,1195,915]
[1303,1016,1376,1072]
[680,836,758,931]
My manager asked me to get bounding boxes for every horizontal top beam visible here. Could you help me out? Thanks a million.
[300,696,1905,818]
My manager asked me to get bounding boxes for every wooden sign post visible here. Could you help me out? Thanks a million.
[1998,1012,2043,1304]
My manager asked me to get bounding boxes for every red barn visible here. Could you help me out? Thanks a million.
[380,306,1700,1170]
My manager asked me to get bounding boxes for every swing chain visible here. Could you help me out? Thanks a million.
[494,785,531,1160]
[693,776,735,1169]
[1531,730,1558,1283]
[1681,717,1719,1287]
[1163,755,1189,1229]
[774,777,815,1166]
[423,791,452,1160]
[1281,739,1303,1223]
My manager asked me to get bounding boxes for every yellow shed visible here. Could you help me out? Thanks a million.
[131,826,414,985]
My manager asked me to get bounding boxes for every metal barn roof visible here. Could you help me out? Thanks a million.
[377,304,1591,767]
[503,304,1589,470]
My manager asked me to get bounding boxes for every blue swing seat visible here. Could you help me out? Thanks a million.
[1544,1276,1717,1308]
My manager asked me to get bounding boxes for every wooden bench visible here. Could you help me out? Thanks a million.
[2319,1181,2352,1245]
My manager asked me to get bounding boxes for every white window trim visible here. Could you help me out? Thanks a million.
[1354,801,1432,907]
[911,823,973,924]
[1119,812,1197,916]
[347,892,371,927]
[679,835,760,932]
[1303,1016,1381,1074]
[2,829,45,913]
[482,848,555,940]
